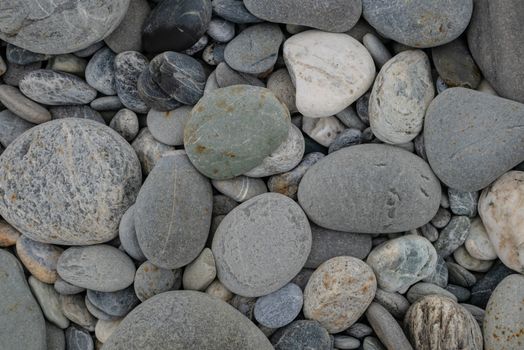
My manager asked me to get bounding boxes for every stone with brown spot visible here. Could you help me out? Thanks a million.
[0,219,20,247]
[16,235,63,284]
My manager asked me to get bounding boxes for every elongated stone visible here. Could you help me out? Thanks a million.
[114,51,149,113]
[28,276,69,329]
[85,47,116,96]
[366,302,413,350]
[132,128,176,175]
[0,85,51,124]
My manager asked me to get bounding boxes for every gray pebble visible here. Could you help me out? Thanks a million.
[448,188,478,217]
[407,282,457,303]
[46,322,65,350]
[212,176,267,202]
[447,262,477,288]
[336,106,367,131]
[60,294,97,331]
[134,261,177,302]
[328,128,362,153]
[334,336,360,350]
[356,91,370,125]
[207,18,236,42]
[460,303,485,327]
[2,61,41,87]
[445,284,471,302]
[229,295,257,320]
[420,223,439,242]
[365,302,413,350]
[0,109,35,147]
[431,207,451,228]
[118,205,145,261]
[363,33,391,68]
[267,68,297,113]
[114,51,150,113]
[413,133,427,161]
[105,0,151,53]
[202,43,226,66]
[271,320,333,350]
[436,76,449,94]
[363,337,386,350]
[85,47,116,95]
[110,109,139,141]
[131,128,176,175]
[434,215,471,257]
[65,327,94,350]
[147,106,192,146]
[137,68,181,111]
[6,44,50,65]
[204,70,220,95]
[215,62,265,88]
[422,255,448,288]
[84,296,115,321]
[346,323,373,339]
[54,277,85,296]
[212,195,238,216]
[211,0,263,24]
[183,35,210,56]
[470,262,514,308]
[86,286,139,317]
[90,96,123,111]
[254,283,303,328]
[182,248,216,291]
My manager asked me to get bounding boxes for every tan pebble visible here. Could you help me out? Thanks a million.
[16,235,63,283]
[0,219,21,247]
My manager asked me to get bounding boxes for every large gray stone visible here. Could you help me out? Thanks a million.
[46,322,65,350]
[298,144,441,233]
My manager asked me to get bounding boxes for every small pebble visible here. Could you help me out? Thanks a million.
[336,106,367,131]
[85,47,117,96]
[131,128,176,175]
[16,235,63,284]
[86,286,140,318]
[464,217,497,261]
[0,220,21,247]
[134,261,177,302]
[91,96,123,111]
[207,18,236,42]
[346,323,373,339]
[366,302,413,350]
[110,109,139,141]
[54,277,86,296]
[212,0,263,24]
[334,336,360,350]
[65,326,94,350]
[47,54,87,76]
[202,43,227,66]
[302,116,345,147]
[433,215,471,258]
[254,283,303,328]
[215,62,265,88]
[114,51,150,113]
[95,318,123,344]
[147,106,192,146]
[182,248,217,291]
[271,320,333,350]
[430,207,452,229]
[60,294,97,331]
[447,262,477,288]
[445,284,471,302]
[137,68,181,111]
[448,188,478,217]
[267,68,297,113]
[453,245,493,272]
[205,280,234,302]
[212,176,267,202]
[28,276,70,329]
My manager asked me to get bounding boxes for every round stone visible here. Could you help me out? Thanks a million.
[431,207,452,229]
[131,128,176,176]
[0,85,51,124]
[28,276,69,329]
[465,218,497,261]
[271,320,332,350]
[207,18,235,43]
[211,0,263,24]
[448,188,479,217]
[110,109,139,142]
[212,193,311,297]
[182,248,217,291]
[134,261,177,302]
[212,176,267,203]
[137,68,182,111]
[254,283,303,328]
[304,256,376,333]
[85,47,117,96]
[147,106,192,146]
[0,119,141,245]
[114,51,149,113]
[105,0,151,53]
[16,235,63,284]
[0,0,130,54]
[86,286,139,318]
[184,85,290,180]
[205,280,233,302]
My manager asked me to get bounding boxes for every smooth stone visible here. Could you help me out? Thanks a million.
[346,323,373,339]
[134,261,177,302]
[431,207,451,229]
[465,218,497,261]
[212,194,238,216]
[46,322,66,350]
[447,262,477,288]
[334,336,360,349]
[57,245,135,292]
[328,128,362,153]
[16,235,63,284]
[46,54,87,76]
[434,216,471,258]
[244,0,361,32]
[28,276,69,329]
[86,287,139,317]
[202,43,227,66]
[90,96,123,111]
[212,176,267,202]
[369,50,434,144]
[65,327,94,350]
[102,291,273,349]
[373,289,411,320]
[363,337,386,350]
[479,171,524,273]
[0,0,130,55]
[60,294,97,331]
[118,205,146,261]
[432,38,481,89]
[211,0,262,24]
[436,77,449,94]
[362,33,391,68]
[19,69,96,105]
[95,318,122,344]
[207,18,235,42]
[302,116,345,148]
[424,88,524,191]
[267,68,297,113]
[446,284,471,302]
[406,282,457,303]
[114,51,149,113]
[304,256,376,333]
[84,294,116,322]
[467,0,524,103]
[462,303,485,327]
[2,61,42,87]
[404,295,482,350]
[212,193,311,297]
[0,219,21,247]
[184,85,290,180]
[50,105,105,124]
[182,248,216,291]
[109,109,139,141]
[298,144,441,233]
[470,262,515,308]
[137,68,181,111]
[54,277,85,295]
[142,0,212,54]
[0,109,35,147]
[215,63,265,89]
[0,85,51,124]
[477,79,499,96]
[483,274,524,350]
[6,44,50,65]
[454,246,493,272]
[284,30,375,118]
[105,0,150,53]
[305,224,372,269]
[420,223,439,242]
[205,280,233,301]
[224,23,283,74]
[336,106,367,131]
[362,0,473,48]
[147,106,192,146]
[421,255,448,288]
[346,18,383,42]
[0,250,46,350]
[0,119,141,245]
[366,302,413,350]
[149,52,206,105]
[367,235,438,293]
[254,283,303,328]
[271,320,333,350]
[289,268,314,291]
[131,128,176,175]
[448,188,478,217]
[85,48,116,96]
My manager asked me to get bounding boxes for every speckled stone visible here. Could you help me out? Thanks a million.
[54,277,85,296]
[373,289,411,320]
[465,218,497,261]
[214,62,265,88]
[105,0,151,53]
[302,116,346,148]
[109,109,139,142]
[212,193,311,297]
[0,219,21,247]
[16,235,63,284]
[328,128,362,153]
[184,85,290,180]
[86,286,139,318]
[304,256,376,333]
[65,327,94,350]
[366,302,413,350]
[85,48,116,96]
[57,245,135,292]
[212,176,267,202]
[137,68,181,111]
[0,119,142,245]
[448,188,478,217]
[202,43,226,66]
[6,44,50,65]
[134,261,177,302]
[434,216,471,258]
[182,248,216,291]
[271,320,333,350]
[46,322,65,350]
[0,109,35,147]
[50,105,105,124]
[19,69,97,105]
[432,38,481,89]
[114,51,149,113]
[407,282,457,303]
[46,54,87,76]
[131,128,176,175]
[454,246,493,272]
[254,283,303,328]
[60,294,97,331]
[147,106,192,146]
[28,276,69,329]
[0,85,51,124]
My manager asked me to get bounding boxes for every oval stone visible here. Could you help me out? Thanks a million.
[465,218,497,261]
[86,287,139,318]
[134,261,177,302]
[85,47,117,96]
[212,193,311,297]
[184,85,290,180]
[298,144,441,233]
[147,106,192,146]
[271,320,332,350]
[131,128,176,176]
[254,283,303,328]
[114,51,149,113]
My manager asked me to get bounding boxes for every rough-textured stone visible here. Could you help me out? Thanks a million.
[87,287,139,318]
[85,48,116,96]
[328,128,362,154]
[254,283,303,328]
[105,0,151,53]
[432,38,481,89]
[28,276,69,329]
[131,128,176,175]
[50,105,105,124]
[271,320,333,350]
[211,0,262,24]
[134,261,177,302]
[16,235,63,284]
[465,218,497,261]
[0,109,35,147]
[114,51,149,113]
[65,327,94,350]
[147,106,192,146]
[366,302,413,350]
[434,216,471,258]
[60,294,97,331]
[182,248,216,291]
[0,85,51,124]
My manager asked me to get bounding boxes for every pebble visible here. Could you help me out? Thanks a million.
[363,337,386,350]
[202,43,227,65]
[224,23,283,75]
[212,193,311,297]
[362,33,391,68]
[147,106,192,146]
[137,68,182,111]
[254,283,303,328]
[131,128,176,175]
[328,128,363,153]
[212,0,263,24]
[367,302,414,350]
[362,0,473,48]
[465,218,497,261]
[46,322,66,350]
[212,195,238,216]
[267,68,297,113]
[54,277,86,296]
[57,245,136,292]
[6,44,50,65]
[84,295,114,321]
[90,96,123,111]
[0,56,5,76]
[336,106,367,131]
[446,284,471,302]
[118,205,146,261]
[430,207,451,229]
[302,116,346,148]
[420,223,439,242]
[346,323,373,339]
[421,255,448,288]
[207,18,236,42]
[470,262,515,308]
[142,0,212,54]
[19,69,97,105]
[0,85,51,124]
[16,235,63,284]
[114,51,150,113]
[244,0,361,32]
[47,54,87,76]
[182,248,217,291]
[334,336,360,350]
[59,294,97,331]
[369,50,434,144]
[284,30,375,118]
[184,35,210,56]
[2,61,42,87]
[212,176,267,202]
[0,119,141,245]
[305,224,372,269]
[447,262,477,288]
[271,320,333,350]
[461,303,485,327]
[366,235,437,293]
[85,48,116,96]
[28,276,69,329]
[86,286,139,317]
[298,144,441,233]
[135,151,212,269]
[229,295,256,320]
[50,105,105,124]
[434,215,471,258]
[448,188,478,217]
[0,0,129,55]
[109,109,139,141]
[95,318,122,343]
[424,88,524,191]
[134,261,177,302]
[453,245,493,272]
[432,38,481,89]
[215,62,265,88]
[0,250,46,350]
[205,280,233,302]
[406,282,457,303]
[105,0,151,53]
[404,295,482,350]
[184,85,290,180]
[65,327,94,350]
[74,42,106,58]
[0,109,35,147]
[304,256,376,333]
[0,220,21,247]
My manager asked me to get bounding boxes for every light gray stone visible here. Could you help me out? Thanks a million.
[0,85,51,124]
[95,318,122,343]
[366,302,413,350]
[147,106,192,146]
[212,176,267,203]
[214,62,265,88]
[362,33,391,69]
[60,294,97,331]
[118,205,146,261]
[207,18,235,42]
[453,246,493,272]
[28,276,70,329]
[465,218,497,261]
[110,109,139,141]
[46,54,87,76]
[54,277,85,296]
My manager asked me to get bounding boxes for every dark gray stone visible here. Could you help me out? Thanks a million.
[434,216,470,257]
[328,128,362,153]
[447,262,476,288]
[85,47,116,95]
[470,262,515,308]
[84,296,115,321]
[50,105,105,124]
[215,62,265,88]
[422,255,448,288]
[424,88,524,191]
[254,283,303,328]
[420,223,439,242]
[119,205,146,260]
[432,38,481,89]
[363,337,386,350]
[445,284,470,302]
[406,282,457,303]
[211,0,262,24]
[146,106,192,146]
[229,295,256,320]
[290,268,314,291]
[131,128,176,175]
[183,35,210,56]
[90,96,123,111]
[448,188,478,217]
[207,18,235,42]
[110,109,139,141]
[212,195,238,216]
[271,320,333,350]
[365,302,413,350]
[3,61,41,87]
[461,303,485,327]
[65,327,94,350]
[137,68,181,111]
[105,0,151,53]
[114,51,149,113]
[134,261,177,302]
[86,286,139,317]
[0,109,35,147]
[46,322,66,350]
[6,44,50,65]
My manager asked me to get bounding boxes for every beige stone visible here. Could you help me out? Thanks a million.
[95,318,123,343]
[0,219,20,247]
[453,246,493,272]
[205,279,234,302]
[465,218,497,260]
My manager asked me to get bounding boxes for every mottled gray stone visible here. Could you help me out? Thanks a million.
[28,276,69,329]
[362,0,472,48]
[373,288,410,320]
[422,255,448,288]
[86,286,139,317]
[254,283,303,328]
[85,48,116,95]
[215,62,265,88]
[420,223,439,242]
[470,262,515,308]
[271,320,333,350]
[447,262,476,288]
[54,277,85,295]
[366,302,413,350]
[19,69,97,105]
[424,88,524,191]
[434,216,471,257]
[334,336,360,349]
[110,109,139,141]
[0,250,46,350]
[207,18,235,42]
[346,323,373,339]
[147,106,191,146]
[448,188,478,217]
[2,61,41,87]
[298,144,441,233]
[407,282,457,303]
[118,205,145,261]
[336,106,366,131]
[134,261,177,302]
[6,44,50,65]
[0,119,141,245]
[445,284,470,302]
[90,96,123,111]
[212,176,267,202]
[212,195,238,216]
[137,68,181,111]
[211,0,263,24]
[50,105,105,124]
[212,193,311,297]
[244,0,362,32]
[105,0,151,53]
[102,291,273,349]
[46,54,87,76]
[267,68,297,113]
[114,51,149,113]
[46,322,66,350]
[65,327,94,350]
[57,245,136,292]
[131,128,176,175]
[84,296,115,321]
[431,207,451,229]
[59,294,97,331]
[432,38,481,89]
[0,109,35,147]
[363,337,386,350]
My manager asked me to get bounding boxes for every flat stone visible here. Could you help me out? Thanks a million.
[95,318,122,344]
[85,48,116,96]
[373,288,411,320]
[302,116,346,148]
[366,235,437,293]
[28,276,69,329]
[46,54,87,77]
[0,85,51,124]
[50,105,105,124]
[114,51,149,113]
[182,248,216,291]
[0,250,46,350]
[134,261,177,302]
[0,219,21,247]
[453,246,493,272]
[406,282,457,303]
[147,106,192,146]
[465,218,497,261]
[424,88,524,191]
[212,194,238,216]
[6,44,50,65]
[255,283,303,328]
[46,322,65,350]
[0,0,130,54]
[137,68,181,111]
[421,255,448,288]
[212,0,262,24]
[109,109,139,141]
[267,68,297,113]
[298,144,441,233]
[432,38,481,89]
[57,245,135,292]
[271,320,333,350]
[16,235,63,284]
[214,62,265,88]
[346,323,373,339]
[366,302,413,350]
[91,96,123,111]
[447,262,476,288]
[19,69,97,105]
[86,286,139,318]
[184,85,290,180]
[470,262,515,308]
[54,277,85,295]
[284,30,375,118]
[59,294,97,331]
[105,0,151,53]
[369,50,434,144]
[212,193,311,297]
[363,337,386,350]
[448,188,478,217]
[0,119,142,245]
[207,18,235,42]
[131,128,176,175]
[65,327,94,350]
[118,205,145,261]
[434,216,471,258]
[362,0,473,48]
[212,176,267,202]
[0,109,35,147]
[103,291,273,349]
